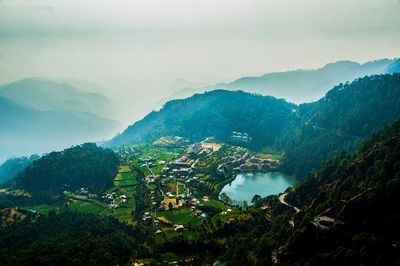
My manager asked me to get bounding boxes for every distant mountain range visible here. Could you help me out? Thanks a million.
[0,78,120,162]
[0,78,117,119]
[168,58,399,103]
[108,73,400,179]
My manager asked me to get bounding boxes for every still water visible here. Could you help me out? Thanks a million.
[220,172,297,204]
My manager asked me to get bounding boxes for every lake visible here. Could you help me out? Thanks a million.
[220,172,297,204]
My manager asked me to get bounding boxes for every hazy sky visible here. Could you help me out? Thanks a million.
[1,0,400,123]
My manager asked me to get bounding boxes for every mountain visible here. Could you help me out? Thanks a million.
[0,96,119,163]
[7,143,118,197]
[386,58,400,74]
[217,118,400,265]
[169,59,396,104]
[276,119,400,265]
[107,90,299,149]
[0,155,39,184]
[281,73,400,177]
[109,74,400,179]
[0,78,117,120]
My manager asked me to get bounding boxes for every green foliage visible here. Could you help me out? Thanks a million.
[279,119,400,265]
[108,90,298,149]
[9,143,118,197]
[282,74,400,177]
[110,74,400,180]
[0,211,140,266]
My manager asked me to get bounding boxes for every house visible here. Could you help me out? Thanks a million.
[199,213,208,220]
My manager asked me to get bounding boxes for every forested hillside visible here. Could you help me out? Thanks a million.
[281,74,400,177]
[277,119,400,265]
[108,90,299,149]
[208,119,400,265]
[0,211,144,266]
[7,143,118,197]
[109,74,400,179]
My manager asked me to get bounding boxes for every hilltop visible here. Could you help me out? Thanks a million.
[109,74,400,179]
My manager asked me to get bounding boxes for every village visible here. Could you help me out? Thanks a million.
[130,137,281,239]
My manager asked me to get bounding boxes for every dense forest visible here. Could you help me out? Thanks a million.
[281,73,400,177]
[277,118,400,265]
[0,211,147,266]
[205,118,400,265]
[6,143,118,197]
[109,73,400,179]
[108,90,299,149]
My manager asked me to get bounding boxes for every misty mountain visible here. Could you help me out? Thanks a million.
[0,96,119,163]
[0,155,39,184]
[386,58,400,74]
[169,59,397,103]
[0,78,117,120]
[282,73,400,177]
[108,73,400,179]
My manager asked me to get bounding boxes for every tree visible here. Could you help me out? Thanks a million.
[220,192,232,205]
[251,194,262,207]
[242,200,249,210]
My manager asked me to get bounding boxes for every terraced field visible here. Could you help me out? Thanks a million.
[67,165,137,223]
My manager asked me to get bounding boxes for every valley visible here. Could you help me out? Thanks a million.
[0,137,294,263]
[1,1,399,264]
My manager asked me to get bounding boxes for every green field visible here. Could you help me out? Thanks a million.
[25,204,60,215]
[177,183,185,195]
[157,209,201,227]
[114,172,137,187]
[68,198,108,214]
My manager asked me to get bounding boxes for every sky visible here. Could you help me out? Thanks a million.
[1,0,400,124]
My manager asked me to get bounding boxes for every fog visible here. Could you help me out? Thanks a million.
[1,0,400,126]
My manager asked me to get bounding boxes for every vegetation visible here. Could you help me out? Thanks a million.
[282,73,400,177]
[1,73,400,264]
[109,73,400,180]
[8,143,118,197]
[0,155,39,184]
[0,211,146,266]
[107,90,298,149]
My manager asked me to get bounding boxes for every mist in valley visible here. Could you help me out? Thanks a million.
[0,0,400,162]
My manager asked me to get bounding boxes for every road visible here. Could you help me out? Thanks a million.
[278,193,301,227]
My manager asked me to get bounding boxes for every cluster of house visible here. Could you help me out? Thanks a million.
[75,187,89,195]
[173,224,185,231]
[142,211,152,221]
[231,131,252,143]
[189,196,209,220]
[161,155,194,180]
[217,149,280,175]
[220,208,233,215]
[101,192,128,209]
[187,142,204,155]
